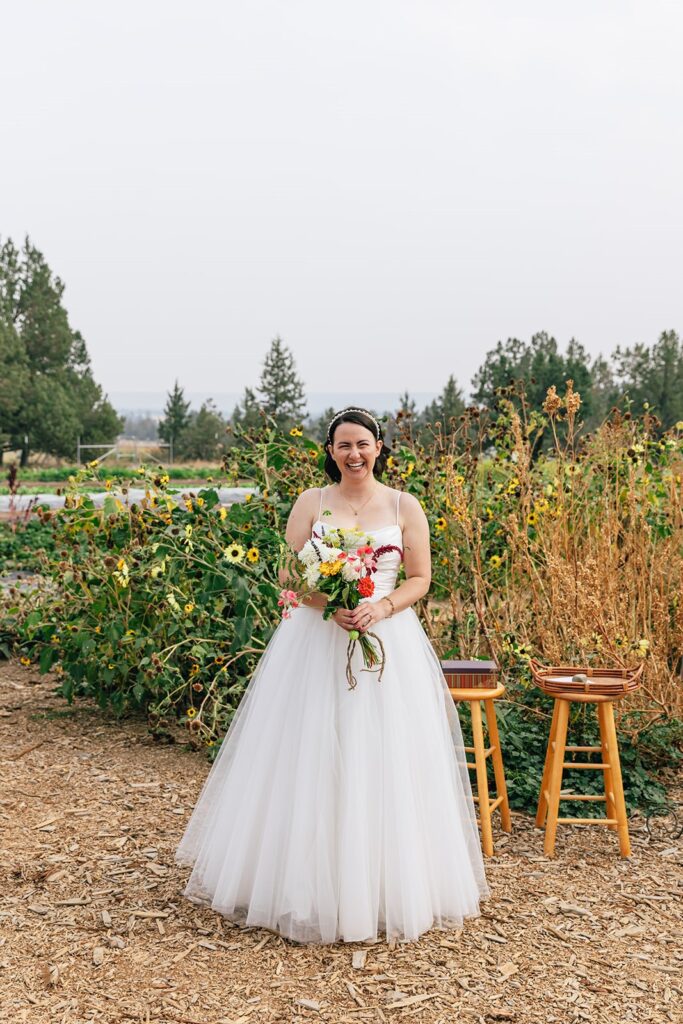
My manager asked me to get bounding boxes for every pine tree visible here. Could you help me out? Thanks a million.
[179,400,226,460]
[231,386,262,435]
[308,406,337,444]
[612,330,683,430]
[0,235,123,464]
[258,336,307,429]
[422,374,466,435]
[393,392,418,443]
[158,380,192,452]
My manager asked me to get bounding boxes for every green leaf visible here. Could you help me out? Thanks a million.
[39,646,56,673]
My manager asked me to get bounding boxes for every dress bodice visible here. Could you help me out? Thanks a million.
[311,521,403,601]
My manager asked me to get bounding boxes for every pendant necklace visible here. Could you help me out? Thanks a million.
[338,485,377,518]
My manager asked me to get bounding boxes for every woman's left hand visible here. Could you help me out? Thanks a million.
[349,601,387,633]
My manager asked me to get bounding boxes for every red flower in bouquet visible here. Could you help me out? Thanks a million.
[358,576,375,598]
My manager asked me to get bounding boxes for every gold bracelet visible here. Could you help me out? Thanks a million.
[383,595,395,618]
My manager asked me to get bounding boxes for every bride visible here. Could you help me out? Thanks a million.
[175,406,489,943]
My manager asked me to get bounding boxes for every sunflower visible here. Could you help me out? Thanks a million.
[20,656,31,666]
[434,517,447,531]
[184,603,195,614]
[489,554,503,569]
[289,426,303,437]
[527,512,538,526]
[246,547,260,563]
[186,707,197,719]
[224,543,245,563]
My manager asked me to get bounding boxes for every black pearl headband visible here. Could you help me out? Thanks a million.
[326,407,381,442]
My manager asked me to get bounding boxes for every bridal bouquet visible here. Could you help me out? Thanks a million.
[278,526,402,690]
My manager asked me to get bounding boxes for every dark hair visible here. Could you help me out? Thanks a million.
[324,408,391,482]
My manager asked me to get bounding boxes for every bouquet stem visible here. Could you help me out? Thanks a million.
[345,630,387,691]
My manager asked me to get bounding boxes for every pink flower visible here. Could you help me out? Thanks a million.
[355,545,376,569]
[278,589,300,619]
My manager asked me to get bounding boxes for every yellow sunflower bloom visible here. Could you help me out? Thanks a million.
[489,554,503,569]
[434,517,447,531]
[186,707,197,718]
[289,426,303,437]
[224,544,245,563]
[246,547,260,563]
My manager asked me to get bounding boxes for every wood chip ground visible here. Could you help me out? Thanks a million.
[1,661,681,1024]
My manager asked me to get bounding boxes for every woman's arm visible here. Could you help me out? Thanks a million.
[349,491,431,629]
[278,490,329,613]
[278,488,356,626]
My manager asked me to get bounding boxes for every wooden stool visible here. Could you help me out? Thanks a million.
[530,662,643,859]
[442,660,512,856]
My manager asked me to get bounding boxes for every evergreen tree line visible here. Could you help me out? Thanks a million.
[161,329,683,459]
[2,236,681,464]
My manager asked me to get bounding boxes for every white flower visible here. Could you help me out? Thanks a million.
[318,543,342,563]
[304,563,321,587]
[298,540,319,566]
[342,556,362,582]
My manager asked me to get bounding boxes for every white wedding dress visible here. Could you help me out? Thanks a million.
[175,491,489,944]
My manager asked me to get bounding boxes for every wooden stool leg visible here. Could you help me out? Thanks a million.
[601,702,631,857]
[536,700,560,827]
[470,699,493,857]
[484,697,512,832]
[544,699,570,858]
[597,702,618,832]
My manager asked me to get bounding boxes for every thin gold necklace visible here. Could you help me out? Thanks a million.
[337,483,377,518]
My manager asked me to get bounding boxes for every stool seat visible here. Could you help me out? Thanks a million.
[442,661,511,857]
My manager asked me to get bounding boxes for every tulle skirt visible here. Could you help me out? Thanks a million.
[174,604,490,944]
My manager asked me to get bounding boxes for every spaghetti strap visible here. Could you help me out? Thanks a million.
[395,490,401,525]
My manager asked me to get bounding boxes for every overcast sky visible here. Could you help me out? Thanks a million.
[2,1,682,405]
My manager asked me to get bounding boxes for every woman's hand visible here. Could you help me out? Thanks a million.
[349,601,387,633]
[331,608,358,632]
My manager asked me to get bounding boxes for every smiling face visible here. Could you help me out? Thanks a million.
[327,421,383,482]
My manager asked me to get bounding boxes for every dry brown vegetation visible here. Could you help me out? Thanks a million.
[426,392,683,726]
[1,661,681,1024]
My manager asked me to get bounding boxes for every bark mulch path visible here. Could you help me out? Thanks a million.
[1,661,681,1024]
